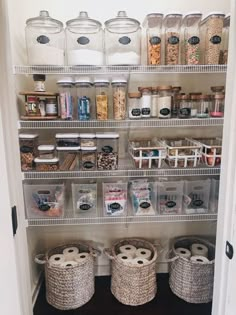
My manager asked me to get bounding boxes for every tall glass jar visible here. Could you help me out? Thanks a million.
[157,86,172,119]
[219,14,230,64]
[171,86,181,118]
[182,12,202,65]
[94,79,109,120]
[138,87,152,118]
[112,79,127,120]
[75,77,93,120]
[143,13,163,65]
[190,94,200,117]
[128,92,141,119]
[25,10,65,65]
[211,94,224,117]
[197,95,210,118]
[151,87,159,117]
[178,94,191,118]
[164,13,182,65]
[57,77,74,120]
[105,11,141,65]
[66,12,104,66]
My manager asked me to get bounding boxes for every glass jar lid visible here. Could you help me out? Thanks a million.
[158,85,172,91]
[128,92,141,98]
[26,10,63,31]
[105,11,140,33]
[199,94,210,100]
[138,86,152,93]
[172,86,181,92]
[57,77,74,85]
[214,94,225,99]
[66,11,102,33]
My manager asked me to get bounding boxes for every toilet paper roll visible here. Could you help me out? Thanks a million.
[175,247,191,259]
[63,247,79,256]
[48,254,65,266]
[119,245,137,258]
[135,248,152,260]
[191,243,208,258]
[116,253,134,263]
[60,261,78,268]
[190,255,209,263]
[132,257,149,266]
[74,252,89,263]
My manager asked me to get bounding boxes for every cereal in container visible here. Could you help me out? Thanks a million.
[112,79,127,120]
[94,79,109,120]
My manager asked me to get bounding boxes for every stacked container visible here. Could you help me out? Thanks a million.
[57,77,74,120]
[19,134,39,171]
[96,133,119,170]
[112,79,127,120]
[75,77,93,120]
[94,79,109,120]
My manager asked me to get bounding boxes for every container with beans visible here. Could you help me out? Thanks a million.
[55,133,80,147]
[94,79,109,120]
[112,79,127,120]
[96,132,119,170]
[81,147,97,171]
[56,147,80,171]
[19,134,39,171]
[38,145,55,159]
[34,157,59,171]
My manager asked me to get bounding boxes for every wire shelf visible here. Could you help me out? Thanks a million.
[18,117,224,129]
[14,64,227,75]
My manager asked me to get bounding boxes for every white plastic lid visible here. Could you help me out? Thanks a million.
[56,146,80,151]
[94,79,110,85]
[164,12,183,18]
[55,133,80,139]
[183,11,202,17]
[34,157,59,163]
[19,134,38,139]
[80,133,96,138]
[57,77,74,84]
[111,79,127,84]
[81,146,97,151]
[38,145,55,151]
[96,132,119,139]
[75,76,93,84]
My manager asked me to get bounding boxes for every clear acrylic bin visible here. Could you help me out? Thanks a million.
[24,184,64,218]
[55,133,80,147]
[56,146,80,171]
[192,138,222,167]
[72,183,97,216]
[183,179,211,214]
[157,181,184,215]
[103,182,127,216]
[210,179,220,213]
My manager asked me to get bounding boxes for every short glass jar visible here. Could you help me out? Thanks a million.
[157,85,172,119]
[138,86,152,118]
[94,79,109,120]
[128,92,141,119]
[178,94,191,118]
[190,94,200,117]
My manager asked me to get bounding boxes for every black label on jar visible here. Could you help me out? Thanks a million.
[150,36,161,45]
[210,35,221,44]
[83,161,95,169]
[37,35,50,44]
[140,201,151,209]
[179,108,191,116]
[20,146,33,153]
[192,199,204,207]
[102,145,113,153]
[131,108,141,116]
[80,204,91,211]
[118,36,131,45]
[77,36,90,45]
[166,201,176,208]
[160,108,170,116]
[39,204,50,211]
[141,108,151,115]
[168,36,179,45]
[188,36,200,45]
[110,202,121,211]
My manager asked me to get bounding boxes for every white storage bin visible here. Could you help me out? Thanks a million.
[72,183,97,216]
[210,179,220,213]
[192,138,222,167]
[103,182,127,216]
[24,184,65,218]
[183,179,211,214]
[157,181,184,215]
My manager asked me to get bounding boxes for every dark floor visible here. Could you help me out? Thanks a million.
[34,274,212,315]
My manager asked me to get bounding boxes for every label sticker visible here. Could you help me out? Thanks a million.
[141,108,151,115]
[188,36,200,45]
[140,201,151,209]
[160,108,170,116]
[166,201,177,208]
[210,35,221,44]
[37,35,50,44]
[77,36,90,45]
[80,204,91,211]
[168,36,179,45]
[150,36,161,45]
[83,161,94,169]
[131,108,141,116]
[119,36,131,45]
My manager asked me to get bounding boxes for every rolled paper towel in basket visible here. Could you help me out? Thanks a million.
[74,252,89,263]
[61,261,78,268]
[63,246,79,260]
[135,248,152,260]
[191,243,208,258]
[132,257,149,266]
[175,247,191,259]
[116,253,134,263]
[48,254,65,266]
[190,255,209,263]
[119,244,137,257]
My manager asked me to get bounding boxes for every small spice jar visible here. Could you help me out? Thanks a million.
[96,132,119,170]
[157,85,172,119]
[197,95,210,118]
[45,97,58,117]
[94,79,109,120]
[128,92,141,119]
[211,94,224,117]
[19,134,39,171]
[38,145,55,159]
[138,87,152,118]
[171,86,181,118]
[56,146,80,171]
[151,87,159,118]
[81,147,97,171]
[33,74,46,92]
[178,94,191,118]
[112,79,127,120]
[80,133,96,147]
[34,157,59,171]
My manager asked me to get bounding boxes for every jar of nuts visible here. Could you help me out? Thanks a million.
[19,134,39,171]
[94,79,109,120]
[111,79,127,120]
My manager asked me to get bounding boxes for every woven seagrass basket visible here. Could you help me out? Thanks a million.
[104,238,158,306]
[169,236,215,304]
[35,242,99,310]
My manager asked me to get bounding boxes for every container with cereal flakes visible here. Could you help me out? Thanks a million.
[112,79,127,120]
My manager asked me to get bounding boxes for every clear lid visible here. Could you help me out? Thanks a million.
[34,157,59,163]
[56,146,80,151]
[142,13,164,28]
[96,132,119,139]
[182,12,202,26]
[105,11,140,33]
[164,13,182,28]
[55,133,79,139]
[57,77,74,85]
[38,145,55,151]
[111,79,127,85]
[26,10,63,31]
[81,146,97,151]
[19,133,38,139]
[80,133,96,138]
[201,12,225,24]
[66,11,102,33]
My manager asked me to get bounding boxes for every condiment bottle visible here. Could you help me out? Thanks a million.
[157,85,172,119]
[138,87,152,118]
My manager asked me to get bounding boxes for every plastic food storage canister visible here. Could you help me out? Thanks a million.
[157,85,172,118]
[96,133,119,170]
[57,77,74,120]
[143,13,164,65]
[80,133,96,147]
[25,10,65,66]
[171,86,181,118]
[81,147,96,171]
[128,92,141,119]
[201,12,225,64]
[112,79,127,120]
[105,11,141,65]
[34,157,59,171]
[94,79,109,120]
[55,133,80,147]
[19,134,39,171]
[164,13,182,65]
[75,77,93,120]
[138,87,152,118]
[211,94,224,117]
[56,146,80,171]
[38,145,55,159]
[178,95,191,118]
[182,12,202,65]
[66,11,104,66]
[220,14,230,64]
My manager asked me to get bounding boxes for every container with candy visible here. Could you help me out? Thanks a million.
[103,182,128,216]
[72,183,97,216]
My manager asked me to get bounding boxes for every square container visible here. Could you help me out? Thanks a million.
[56,146,80,171]
[80,133,96,147]
[55,133,80,147]
[192,138,222,167]
[38,145,55,159]
[23,184,64,218]
[19,134,39,171]
[103,182,128,216]
[96,133,119,170]
[80,147,97,171]
[157,181,184,215]
[72,183,97,216]
[128,138,167,169]
[34,157,59,171]
[210,179,220,213]
[183,179,211,214]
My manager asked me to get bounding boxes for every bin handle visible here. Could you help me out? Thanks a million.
[103,248,115,260]
[35,254,46,265]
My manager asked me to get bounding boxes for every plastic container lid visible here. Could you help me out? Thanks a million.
[56,146,80,151]
[94,79,110,85]
[66,11,102,31]
[202,12,225,23]
[96,132,119,139]
[111,79,127,85]
[34,157,59,163]
[26,10,63,29]
[55,133,80,139]
[80,133,96,138]
[81,146,97,151]
[57,77,74,84]
[19,134,38,139]
[142,13,164,28]
[75,77,93,85]
[105,11,140,33]
[38,145,55,151]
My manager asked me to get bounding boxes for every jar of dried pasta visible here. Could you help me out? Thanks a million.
[94,79,109,120]
[112,79,127,120]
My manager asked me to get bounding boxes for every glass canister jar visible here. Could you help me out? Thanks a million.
[178,94,191,118]
[143,13,163,65]
[19,134,39,171]
[57,77,74,120]
[94,79,109,120]
[128,92,141,119]
[171,86,181,118]
[182,12,202,65]
[151,87,159,118]
[96,132,119,170]
[25,10,65,66]
[75,77,93,120]
[112,79,127,120]
[138,87,152,118]
[66,11,104,66]
[157,85,172,119]
[105,11,141,65]
[164,13,182,65]
[219,14,230,64]
[196,95,210,118]
[211,94,224,117]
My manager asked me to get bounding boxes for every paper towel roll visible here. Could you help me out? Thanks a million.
[48,254,65,266]
[135,248,152,260]
[175,247,191,259]
[190,255,209,263]
[132,257,149,266]
[191,243,208,258]
[60,261,78,268]
[74,252,89,263]
[116,253,134,263]
[119,245,137,258]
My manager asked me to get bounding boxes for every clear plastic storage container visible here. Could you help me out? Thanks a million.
[178,95,191,118]
[75,77,93,120]
[19,134,39,171]
[143,13,163,65]
[138,87,152,118]
[72,183,97,216]
[210,179,220,213]
[157,85,172,119]
[57,77,74,120]
[80,147,96,171]
[103,182,128,216]
[56,147,80,171]
[96,133,119,170]
[34,157,59,171]
[105,11,141,65]
[80,133,96,147]
[196,95,210,118]
[112,79,127,120]
[25,10,65,65]
[171,86,181,118]
[38,145,55,159]
[55,133,80,147]
[94,79,109,120]
[220,14,230,64]
[128,92,141,119]
[66,11,104,66]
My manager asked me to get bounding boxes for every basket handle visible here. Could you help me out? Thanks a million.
[91,248,101,258]
[103,248,115,260]
[34,254,46,265]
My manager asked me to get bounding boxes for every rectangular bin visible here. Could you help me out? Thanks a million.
[96,132,119,170]
[24,184,64,218]
[210,179,220,213]
[192,138,222,167]
[72,183,97,216]
[55,133,80,147]
[103,182,127,216]
[157,181,184,215]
